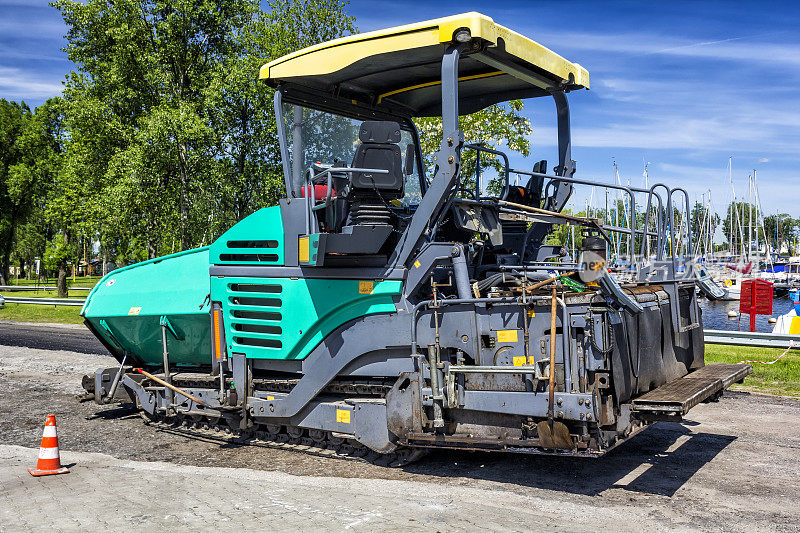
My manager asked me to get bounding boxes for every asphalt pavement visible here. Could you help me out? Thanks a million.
[1,322,799,532]
[0,321,106,354]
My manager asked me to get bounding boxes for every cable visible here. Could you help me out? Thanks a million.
[738,342,796,365]
[586,313,613,355]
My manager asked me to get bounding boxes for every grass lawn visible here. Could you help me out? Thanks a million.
[0,302,85,325]
[705,343,800,398]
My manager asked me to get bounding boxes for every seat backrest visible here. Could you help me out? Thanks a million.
[351,121,404,196]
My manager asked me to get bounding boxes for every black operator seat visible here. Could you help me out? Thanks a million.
[500,162,546,207]
[318,121,407,259]
[350,121,405,199]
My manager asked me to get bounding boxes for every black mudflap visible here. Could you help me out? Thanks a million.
[630,363,752,420]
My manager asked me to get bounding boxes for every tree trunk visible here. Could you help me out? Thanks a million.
[0,215,16,283]
[0,248,10,284]
[178,143,190,251]
[147,219,158,259]
[57,263,68,298]
[58,230,71,297]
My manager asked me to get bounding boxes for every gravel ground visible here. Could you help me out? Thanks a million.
[1,323,799,531]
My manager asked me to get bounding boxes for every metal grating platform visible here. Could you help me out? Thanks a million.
[631,363,752,415]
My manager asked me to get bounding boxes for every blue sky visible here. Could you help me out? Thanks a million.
[2,0,799,218]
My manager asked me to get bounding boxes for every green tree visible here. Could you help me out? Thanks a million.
[763,213,796,256]
[10,221,47,280]
[690,201,720,255]
[54,0,356,262]
[722,200,759,255]
[205,0,356,237]
[0,100,33,283]
[12,98,73,295]
[415,100,532,196]
[54,0,259,255]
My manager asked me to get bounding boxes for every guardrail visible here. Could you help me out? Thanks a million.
[1,296,85,307]
[704,329,799,348]
[0,285,93,291]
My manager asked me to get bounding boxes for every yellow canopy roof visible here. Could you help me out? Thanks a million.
[260,12,589,117]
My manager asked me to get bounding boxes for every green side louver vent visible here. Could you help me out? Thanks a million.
[228,283,283,350]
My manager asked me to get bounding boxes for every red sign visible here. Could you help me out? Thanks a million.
[739,279,773,332]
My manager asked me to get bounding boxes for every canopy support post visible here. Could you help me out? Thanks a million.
[273,90,295,198]
[391,43,467,267]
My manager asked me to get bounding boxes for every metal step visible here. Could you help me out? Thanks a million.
[631,363,752,416]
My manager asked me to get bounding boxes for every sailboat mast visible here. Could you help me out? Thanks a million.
[708,191,714,257]
[754,169,759,260]
[728,156,734,258]
[642,162,649,258]
[613,160,620,259]
[748,172,753,263]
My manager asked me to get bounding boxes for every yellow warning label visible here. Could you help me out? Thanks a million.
[413,260,421,268]
[266,396,274,401]
[298,236,309,263]
[128,307,141,316]
[358,281,374,294]
[336,409,351,424]
[513,356,535,366]
[497,329,519,343]
[528,310,536,318]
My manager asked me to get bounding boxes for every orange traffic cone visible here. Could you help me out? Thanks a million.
[28,414,69,477]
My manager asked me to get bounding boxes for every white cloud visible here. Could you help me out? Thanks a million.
[759,157,770,163]
[570,109,799,154]
[0,65,63,100]
[543,72,800,155]
[0,45,64,62]
[0,18,66,40]
[537,29,800,67]
[0,0,53,5]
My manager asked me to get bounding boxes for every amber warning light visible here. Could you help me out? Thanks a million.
[211,304,227,361]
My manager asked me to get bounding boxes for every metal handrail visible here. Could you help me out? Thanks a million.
[642,184,669,261]
[453,166,672,263]
[507,168,689,265]
[511,168,638,257]
[2,296,85,306]
[0,285,93,291]
[464,143,510,200]
[704,329,800,348]
[302,166,390,234]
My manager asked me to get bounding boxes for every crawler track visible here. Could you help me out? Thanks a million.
[139,410,426,467]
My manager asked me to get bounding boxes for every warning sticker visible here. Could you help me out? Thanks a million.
[128,307,141,316]
[528,310,536,318]
[358,281,374,294]
[497,329,518,343]
[266,396,274,401]
[298,236,310,263]
[336,409,351,424]
[513,356,535,366]
[413,260,421,268]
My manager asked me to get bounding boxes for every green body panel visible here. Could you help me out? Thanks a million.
[211,276,402,360]
[81,247,212,366]
[209,206,285,265]
[80,206,402,366]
